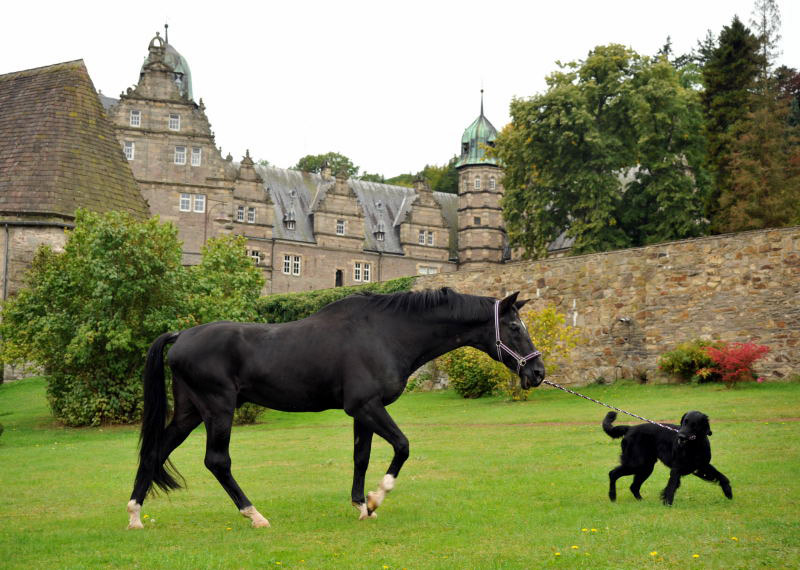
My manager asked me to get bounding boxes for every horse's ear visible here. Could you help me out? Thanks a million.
[515,299,529,310]
[680,413,687,425]
[499,292,520,313]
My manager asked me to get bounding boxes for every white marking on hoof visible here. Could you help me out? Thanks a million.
[366,474,396,512]
[353,501,378,520]
[127,500,144,530]
[240,505,270,528]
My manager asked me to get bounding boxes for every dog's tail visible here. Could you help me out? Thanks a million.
[602,411,629,439]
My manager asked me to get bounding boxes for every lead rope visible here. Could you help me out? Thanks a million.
[541,379,691,437]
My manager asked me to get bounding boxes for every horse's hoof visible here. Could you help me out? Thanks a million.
[353,501,377,520]
[251,518,271,528]
[366,491,380,512]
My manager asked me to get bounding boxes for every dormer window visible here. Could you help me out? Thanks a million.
[462,142,469,155]
[129,110,141,127]
[168,113,180,131]
[375,221,386,242]
[284,208,296,230]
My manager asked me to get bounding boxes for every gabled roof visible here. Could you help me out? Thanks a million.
[0,60,149,220]
[255,164,458,258]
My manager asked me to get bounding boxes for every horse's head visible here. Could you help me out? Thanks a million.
[490,292,546,389]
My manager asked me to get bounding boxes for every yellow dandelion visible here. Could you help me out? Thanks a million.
[650,551,658,556]
[693,554,700,558]
[275,563,282,566]
[591,528,598,532]
[142,514,149,519]
[582,528,588,532]
[571,545,579,550]
[383,566,389,569]
[554,552,561,556]
[731,537,738,541]
[226,527,232,531]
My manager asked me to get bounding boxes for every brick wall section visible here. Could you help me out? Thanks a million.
[414,226,800,384]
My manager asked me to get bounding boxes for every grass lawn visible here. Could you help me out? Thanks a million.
[1,377,799,569]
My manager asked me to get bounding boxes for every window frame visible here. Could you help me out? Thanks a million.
[292,255,301,276]
[179,193,191,212]
[427,231,435,246]
[354,262,362,282]
[247,207,256,224]
[174,145,187,165]
[282,254,291,275]
[237,205,245,222]
[336,219,345,236]
[129,109,141,127]
[168,113,181,131]
[124,141,135,160]
[193,194,205,213]
[474,177,481,190]
[191,146,201,166]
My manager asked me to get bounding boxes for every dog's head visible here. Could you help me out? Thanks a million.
[677,411,712,446]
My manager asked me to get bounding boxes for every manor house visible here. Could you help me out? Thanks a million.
[100,32,510,293]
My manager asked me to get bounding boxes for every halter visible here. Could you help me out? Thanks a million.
[494,300,541,375]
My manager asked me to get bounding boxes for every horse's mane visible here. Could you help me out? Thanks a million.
[351,287,493,322]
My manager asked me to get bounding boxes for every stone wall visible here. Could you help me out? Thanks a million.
[415,226,800,385]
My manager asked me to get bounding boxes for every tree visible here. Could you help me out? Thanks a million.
[750,0,782,87]
[294,152,359,178]
[701,16,763,231]
[421,157,459,194]
[0,211,266,426]
[358,172,385,183]
[493,44,709,258]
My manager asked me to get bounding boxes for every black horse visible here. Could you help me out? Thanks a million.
[127,287,545,529]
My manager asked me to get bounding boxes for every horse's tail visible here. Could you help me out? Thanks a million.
[602,411,629,439]
[137,331,182,494]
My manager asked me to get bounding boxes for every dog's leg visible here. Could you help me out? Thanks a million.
[630,463,655,500]
[608,466,634,502]
[694,464,733,499]
[660,470,682,506]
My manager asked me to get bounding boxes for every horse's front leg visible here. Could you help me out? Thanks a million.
[347,397,409,519]
[351,419,376,520]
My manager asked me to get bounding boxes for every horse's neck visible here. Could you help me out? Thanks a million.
[400,314,485,370]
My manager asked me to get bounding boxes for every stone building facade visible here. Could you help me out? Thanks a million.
[415,226,800,384]
[101,33,509,293]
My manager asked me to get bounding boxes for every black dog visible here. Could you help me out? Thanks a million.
[602,411,732,505]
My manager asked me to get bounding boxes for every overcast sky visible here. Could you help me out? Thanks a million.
[2,1,797,177]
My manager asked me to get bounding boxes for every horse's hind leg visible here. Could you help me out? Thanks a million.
[346,397,409,518]
[203,411,269,528]
[351,419,376,520]
[128,387,201,529]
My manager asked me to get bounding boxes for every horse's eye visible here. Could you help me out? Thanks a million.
[509,322,519,331]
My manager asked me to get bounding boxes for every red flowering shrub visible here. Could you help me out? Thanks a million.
[703,342,771,387]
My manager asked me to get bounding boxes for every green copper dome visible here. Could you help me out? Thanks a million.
[140,32,193,100]
[456,92,499,168]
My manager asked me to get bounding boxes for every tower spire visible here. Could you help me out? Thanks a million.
[164,22,169,44]
[480,88,484,117]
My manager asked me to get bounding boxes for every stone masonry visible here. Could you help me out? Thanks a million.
[415,226,800,384]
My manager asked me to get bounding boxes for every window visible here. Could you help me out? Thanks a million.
[174,146,186,165]
[283,254,291,274]
[282,254,301,275]
[237,205,245,222]
[193,194,205,213]
[335,269,343,287]
[336,219,345,236]
[286,220,296,230]
[124,141,134,160]
[418,266,439,275]
[489,176,496,190]
[474,216,481,225]
[129,110,141,127]
[247,207,256,224]
[284,208,296,230]
[292,255,301,276]
[418,230,426,245]
[249,250,261,265]
[169,113,180,131]
[474,177,481,190]
[427,231,434,246]
[179,193,191,212]
[354,262,362,282]
[191,147,201,166]
[375,221,385,242]
[363,263,371,282]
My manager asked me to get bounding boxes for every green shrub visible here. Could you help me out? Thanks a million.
[0,211,266,426]
[256,277,414,323]
[658,339,724,383]
[233,403,264,425]
[440,347,505,398]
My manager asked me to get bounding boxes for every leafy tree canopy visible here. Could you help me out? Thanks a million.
[294,152,359,178]
[493,44,710,258]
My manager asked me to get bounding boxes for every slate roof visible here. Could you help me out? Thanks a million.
[255,165,458,259]
[0,60,149,220]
